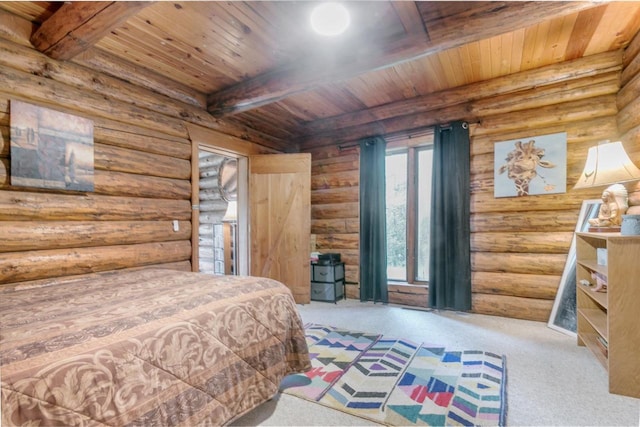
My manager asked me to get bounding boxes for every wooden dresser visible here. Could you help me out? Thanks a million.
[575,232,640,398]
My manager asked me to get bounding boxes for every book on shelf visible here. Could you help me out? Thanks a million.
[596,335,608,348]
[595,335,609,357]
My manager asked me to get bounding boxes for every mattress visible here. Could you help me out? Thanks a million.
[0,269,311,426]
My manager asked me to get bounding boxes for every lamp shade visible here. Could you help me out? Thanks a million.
[573,141,640,189]
[222,200,237,222]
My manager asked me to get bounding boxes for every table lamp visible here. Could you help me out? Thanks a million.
[573,141,640,232]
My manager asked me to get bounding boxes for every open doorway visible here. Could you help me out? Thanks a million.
[197,150,239,275]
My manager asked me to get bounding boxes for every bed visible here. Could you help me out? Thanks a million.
[0,269,311,426]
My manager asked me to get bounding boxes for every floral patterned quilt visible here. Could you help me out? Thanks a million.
[1,269,311,426]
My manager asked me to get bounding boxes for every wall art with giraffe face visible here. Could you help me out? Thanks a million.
[494,132,566,198]
[10,100,94,192]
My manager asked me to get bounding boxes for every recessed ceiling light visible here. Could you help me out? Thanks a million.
[310,2,350,37]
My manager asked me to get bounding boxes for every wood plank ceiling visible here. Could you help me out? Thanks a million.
[1,1,640,151]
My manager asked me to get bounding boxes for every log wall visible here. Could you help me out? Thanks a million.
[307,48,640,321]
[0,17,271,286]
[618,31,640,173]
[465,53,639,321]
[620,31,640,217]
[0,66,194,285]
[307,144,361,298]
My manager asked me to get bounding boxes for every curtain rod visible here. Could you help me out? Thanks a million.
[438,120,476,131]
[338,142,359,151]
[338,127,434,151]
[337,120,479,151]
[338,134,427,151]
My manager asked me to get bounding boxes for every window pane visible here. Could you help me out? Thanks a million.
[385,153,407,281]
[416,148,433,281]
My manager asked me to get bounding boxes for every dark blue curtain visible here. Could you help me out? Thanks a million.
[359,136,388,303]
[429,121,471,311]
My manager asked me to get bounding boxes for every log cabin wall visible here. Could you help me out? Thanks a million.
[619,31,640,214]
[0,38,192,286]
[308,144,361,298]
[618,31,640,171]
[0,21,270,287]
[307,48,640,321]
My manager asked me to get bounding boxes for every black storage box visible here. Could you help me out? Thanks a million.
[311,281,344,302]
[318,253,341,264]
[310,261,345,303]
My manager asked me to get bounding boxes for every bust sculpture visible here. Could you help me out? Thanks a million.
[589,183,628,228]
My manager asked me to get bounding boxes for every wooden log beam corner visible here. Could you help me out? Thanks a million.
[31,1,152,60]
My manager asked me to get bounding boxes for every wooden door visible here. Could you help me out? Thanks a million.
[249,153,311,304]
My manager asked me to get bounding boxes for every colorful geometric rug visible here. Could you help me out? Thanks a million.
[282,324,507,426]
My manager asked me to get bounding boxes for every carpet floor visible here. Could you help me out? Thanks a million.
[282,324,507,426]
[232,300,639,426]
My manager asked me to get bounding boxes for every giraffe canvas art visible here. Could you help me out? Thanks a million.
[494,132,567,198]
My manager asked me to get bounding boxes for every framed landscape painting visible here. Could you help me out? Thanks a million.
[10,100,94,192]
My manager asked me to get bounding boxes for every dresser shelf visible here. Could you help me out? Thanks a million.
[575,232,640,398]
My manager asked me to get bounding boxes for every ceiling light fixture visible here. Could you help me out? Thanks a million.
[310,2,350,36]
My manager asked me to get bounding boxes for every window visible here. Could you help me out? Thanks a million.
[385,133,433,284]
[415,148,433,281]
[385,152,408,281]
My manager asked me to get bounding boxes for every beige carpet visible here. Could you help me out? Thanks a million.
[233,300,639,426]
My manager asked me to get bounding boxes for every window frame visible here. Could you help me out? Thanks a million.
[385,130,434,285]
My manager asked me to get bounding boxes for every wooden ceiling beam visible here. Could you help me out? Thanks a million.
[30,1,151,60]
[207,1,600,117]
[391,1,428,40]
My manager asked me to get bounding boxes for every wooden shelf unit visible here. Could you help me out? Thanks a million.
[575,232,640,398]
